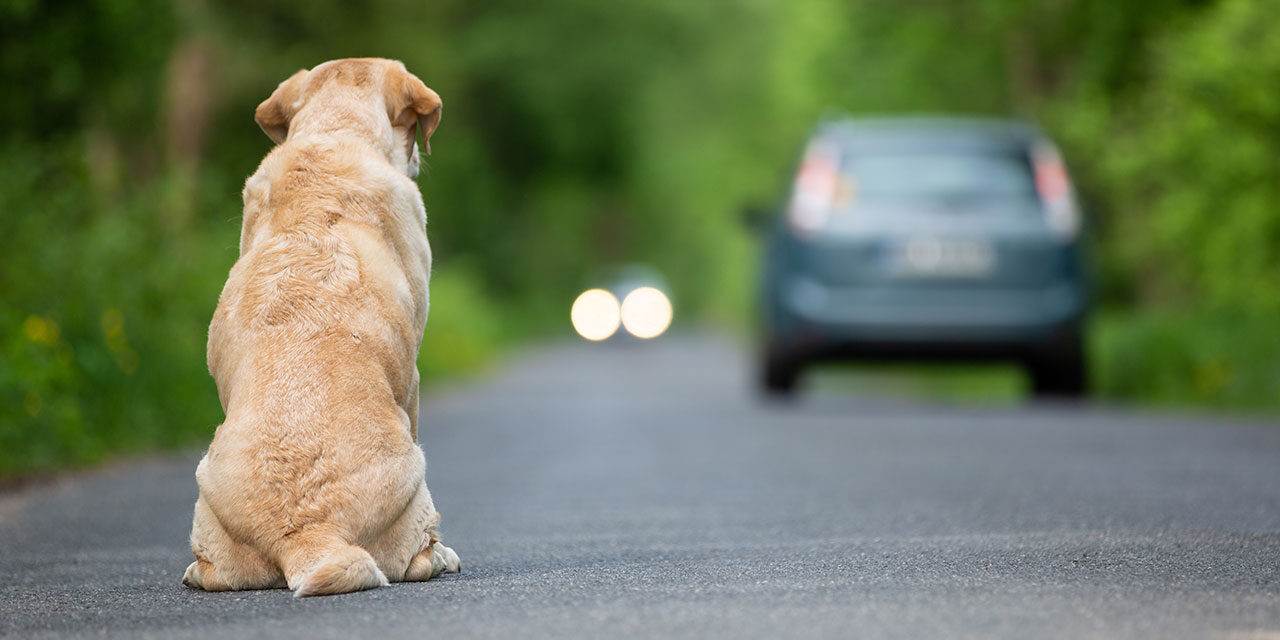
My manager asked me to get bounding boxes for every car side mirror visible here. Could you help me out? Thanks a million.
[741,205,773,232]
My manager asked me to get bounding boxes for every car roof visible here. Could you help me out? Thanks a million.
[816,116,1043,154]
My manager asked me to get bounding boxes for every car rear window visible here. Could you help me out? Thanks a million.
[840,152,1036,201]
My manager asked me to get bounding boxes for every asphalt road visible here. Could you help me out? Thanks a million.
[2,334,1279,639]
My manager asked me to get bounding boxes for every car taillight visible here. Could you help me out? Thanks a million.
[1033,142,1080,240]
[788,139,841,237]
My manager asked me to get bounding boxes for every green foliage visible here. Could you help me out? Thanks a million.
[0,0,175,138]
[1093,311,1280,410]
[0,145,228,477]
[1074,0,1280,314]
[416,266,505,382]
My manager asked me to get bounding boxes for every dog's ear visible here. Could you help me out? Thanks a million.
[254,69,309,145]
[386,67,442,156]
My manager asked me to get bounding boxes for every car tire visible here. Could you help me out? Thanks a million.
[1026,327,1087,399]
[761,347,802,397]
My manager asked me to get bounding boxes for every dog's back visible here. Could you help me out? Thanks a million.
[184,59,458,597]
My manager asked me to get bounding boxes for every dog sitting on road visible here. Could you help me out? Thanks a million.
[183,58,460,597]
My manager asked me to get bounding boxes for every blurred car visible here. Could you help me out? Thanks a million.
[756,116,1089,397]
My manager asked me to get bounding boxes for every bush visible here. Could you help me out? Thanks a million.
[0,143,231,478]
[1071,0,1280,315]
[1093,312,1280,410]
[417,265,506,382]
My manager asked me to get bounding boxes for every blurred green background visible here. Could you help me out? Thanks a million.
[2,0,1278,479]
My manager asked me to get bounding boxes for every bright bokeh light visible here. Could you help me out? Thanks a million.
[620,287,673,339]
[571,289,621,341]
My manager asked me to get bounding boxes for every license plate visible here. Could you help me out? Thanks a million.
[885,237,995,277]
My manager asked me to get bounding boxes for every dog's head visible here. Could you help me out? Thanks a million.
[254,58,442,178]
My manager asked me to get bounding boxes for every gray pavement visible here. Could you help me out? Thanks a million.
[2,334,1279,639]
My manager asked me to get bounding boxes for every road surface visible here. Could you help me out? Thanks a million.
[2,335,1278,638]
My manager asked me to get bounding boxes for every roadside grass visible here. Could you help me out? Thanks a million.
[1092,310,1280,412]
[416,266,507,383]
[805,312,1279,412]
[810,364,1025,405]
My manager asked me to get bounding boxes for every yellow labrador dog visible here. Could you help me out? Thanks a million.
[183,58,460,597]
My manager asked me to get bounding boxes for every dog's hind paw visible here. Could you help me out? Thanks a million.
[432,544,461,575]
[182,561,203,590]
[404,542,460,581]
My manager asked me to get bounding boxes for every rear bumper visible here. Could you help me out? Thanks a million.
[768,276,1086,359]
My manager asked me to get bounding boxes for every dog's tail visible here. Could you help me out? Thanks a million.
[289,541,388,598]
